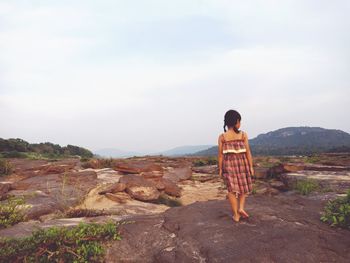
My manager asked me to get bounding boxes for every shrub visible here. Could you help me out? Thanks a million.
[251,184,257,195]
[0,196,27,229]
[1,151,26,158]
[80,157,91,162]
[193,157,218,167]
[81,158,115,169]
[320,189,350,229]
[304,155,321,164]
[207,156,218,165]
[64,208,111,218]
[295,179,319,195]
[193,159,206,166]
[0,159,12,176]
[0,220,126,262]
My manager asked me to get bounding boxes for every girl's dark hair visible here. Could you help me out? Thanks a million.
[223,110,241,133]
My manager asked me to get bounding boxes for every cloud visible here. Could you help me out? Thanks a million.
[0,0,349,152]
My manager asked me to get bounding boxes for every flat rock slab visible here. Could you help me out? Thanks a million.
[281,170,350,193]
[105,193,350,263]
[283,163,350,172]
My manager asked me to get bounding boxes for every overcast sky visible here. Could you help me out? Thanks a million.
[0,0,349,153]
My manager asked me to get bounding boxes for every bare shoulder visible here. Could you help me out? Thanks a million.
[242,131,249,140]
[218,133,224,143]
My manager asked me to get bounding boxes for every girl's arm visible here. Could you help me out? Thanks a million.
[218,134,224,177]
[243,132,254,174]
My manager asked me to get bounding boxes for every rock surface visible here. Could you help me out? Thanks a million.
[0,182,11,199]
[103,193,350,262]
[1,155,350,262]
[2,192,349,262]
[280,170,350,193]
[2,167,98,220]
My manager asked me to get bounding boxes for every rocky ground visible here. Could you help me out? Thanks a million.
[0,153,349,262]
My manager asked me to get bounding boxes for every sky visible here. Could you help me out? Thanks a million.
[0,0,349,153]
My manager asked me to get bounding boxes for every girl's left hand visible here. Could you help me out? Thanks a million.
[250,166,254,175]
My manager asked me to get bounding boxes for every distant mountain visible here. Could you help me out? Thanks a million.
[153,145,214,156]
[95,145,215,158]
[193,127,350,156]
[94,148,145,158]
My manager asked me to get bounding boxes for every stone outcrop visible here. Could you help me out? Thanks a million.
[191,165,218,174]
[113,160,163,174]
[98,183,127,195]
[119,174,160,201]
[2,192,349,262]
[280,170,350,193]
[159,178,181,197]
[0,182,11,200]
[103,193,350,262]
[2,169,97,220]
[163,167,192,183]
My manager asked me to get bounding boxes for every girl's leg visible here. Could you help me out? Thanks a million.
[227,192,240,222]
[238,193,246,212]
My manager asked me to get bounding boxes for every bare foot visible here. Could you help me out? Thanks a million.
[238,209,249,218]
[232,214,240,222]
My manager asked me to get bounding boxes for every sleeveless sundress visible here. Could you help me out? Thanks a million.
[221,131,254,196]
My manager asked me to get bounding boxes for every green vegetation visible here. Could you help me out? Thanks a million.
[64,208,112,218]
[321,189,350,229]
[304,155,321,164]
[81,158,115,169]
[0,159,12,176]
[0,220,127,262]
[251,184,257,195]
[294,179,319,195]
[278,156,292,163]
[0,196,28,229]
[192,156,218,166]
[0,138,93,159]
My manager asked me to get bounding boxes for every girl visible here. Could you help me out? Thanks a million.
[218,109,254,222]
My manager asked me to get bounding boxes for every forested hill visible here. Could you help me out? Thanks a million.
[0,138,93,158]
[193,127,350,156]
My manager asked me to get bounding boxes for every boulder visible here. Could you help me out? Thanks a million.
[105,193,128,203]
[154,181,165,190]
[113,165,140,174]
[163,167,192,183]
[98,183,127,195]
[120,175,160,201]
[269,180,288,191]
[0,182,11,199]
[191,165,218,174]
[160,178,181,197]
[9,159,79,178]
[114,161,163,174]
[38,164,76,175]
[283,163,305,172]
[140,171,164,179]
[126,186,160,201]
[119,174,157,188]
[254,167,269,179]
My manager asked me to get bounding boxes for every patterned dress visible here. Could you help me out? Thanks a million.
[221,132,254,196]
